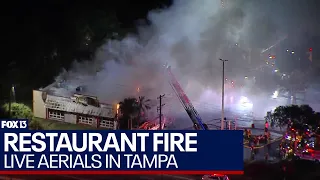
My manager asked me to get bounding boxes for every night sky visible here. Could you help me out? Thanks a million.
[2,0,171,100]
[2,0,320,102]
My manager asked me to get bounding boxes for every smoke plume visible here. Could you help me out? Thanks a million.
[47,0,316,127]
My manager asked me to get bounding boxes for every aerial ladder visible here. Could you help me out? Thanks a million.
[165,65,209,130]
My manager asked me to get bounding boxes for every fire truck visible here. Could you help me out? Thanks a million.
[294,148,320,163]
[165,65,209,130]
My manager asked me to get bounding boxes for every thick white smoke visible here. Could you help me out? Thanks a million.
[47,0,312,128]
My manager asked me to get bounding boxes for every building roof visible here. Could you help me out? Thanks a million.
[41,79,140,104]
[44,94,114,118]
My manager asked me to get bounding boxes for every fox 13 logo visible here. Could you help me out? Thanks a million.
[0,119,28,129]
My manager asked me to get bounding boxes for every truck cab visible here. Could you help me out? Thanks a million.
[294,149,320,163]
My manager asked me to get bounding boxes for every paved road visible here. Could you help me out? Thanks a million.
[244,138,282,162]
[2,174,252,180]
[0,174,201,180]
[238,127,285,134]
[244,159,320,180]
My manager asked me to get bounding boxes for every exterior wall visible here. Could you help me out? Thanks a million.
[92,117,98,128]
[33,89,118,129]
[33,90,46,119]
[113,121,118,129]
[100,118,117,129]
[47,109,65,121]
[64,113,77,124]
[78,115,95,126]
[45,95,115,118]
[76,115,116,129]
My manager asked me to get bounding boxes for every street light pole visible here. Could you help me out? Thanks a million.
[220,59,228,130]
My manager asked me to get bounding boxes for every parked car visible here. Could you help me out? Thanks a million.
[202,174,229,180]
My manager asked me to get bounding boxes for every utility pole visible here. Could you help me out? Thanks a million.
[8,84,16,118]
[157,94,165,130]
[8,87,11,118]
[12,85,16,103]
[219,59,228,130]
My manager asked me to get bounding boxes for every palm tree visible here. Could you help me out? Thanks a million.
[118,97,139,129]
[137,96,151,124]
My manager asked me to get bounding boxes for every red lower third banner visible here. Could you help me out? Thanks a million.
[0,170,244,175]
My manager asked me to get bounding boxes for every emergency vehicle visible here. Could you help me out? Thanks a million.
[294,148,320,163]
[202,174,229,180]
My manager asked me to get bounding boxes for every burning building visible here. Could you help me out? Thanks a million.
[32,82,119,129]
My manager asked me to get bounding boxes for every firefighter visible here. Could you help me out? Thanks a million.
[265,120,269,132]
[264,133,268,144]
[267,142,271,152]
[279,143,283,157]
[281,164,287,180]
[265,152,269,162]
[244,128,248,138]
[248,129,252,138]
[250,146,255,160]
[287,119,292,129]
[254,136,258,146]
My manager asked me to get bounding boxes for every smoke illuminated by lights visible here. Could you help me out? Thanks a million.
[45,0,320,128]
[272,90,279,99]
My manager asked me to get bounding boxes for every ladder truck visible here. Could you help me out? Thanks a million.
[166,65,209,130]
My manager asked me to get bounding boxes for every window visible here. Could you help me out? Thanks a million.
[48,109,64,121]
[100,118,114,129]
[78,116,94,125]
[46,100,65,110]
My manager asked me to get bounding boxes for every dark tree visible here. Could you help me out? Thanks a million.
[270,105,320,129]
[137,96,151,124]
[2,0,172,105]
[118,97,139,129]
[2,1,125,102]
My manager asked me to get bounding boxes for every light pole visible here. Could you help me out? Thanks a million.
[220,59,228,130]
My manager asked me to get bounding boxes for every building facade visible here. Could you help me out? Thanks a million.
[33,90,118,129]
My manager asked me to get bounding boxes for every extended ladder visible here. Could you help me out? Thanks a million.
[166,66,208,130]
